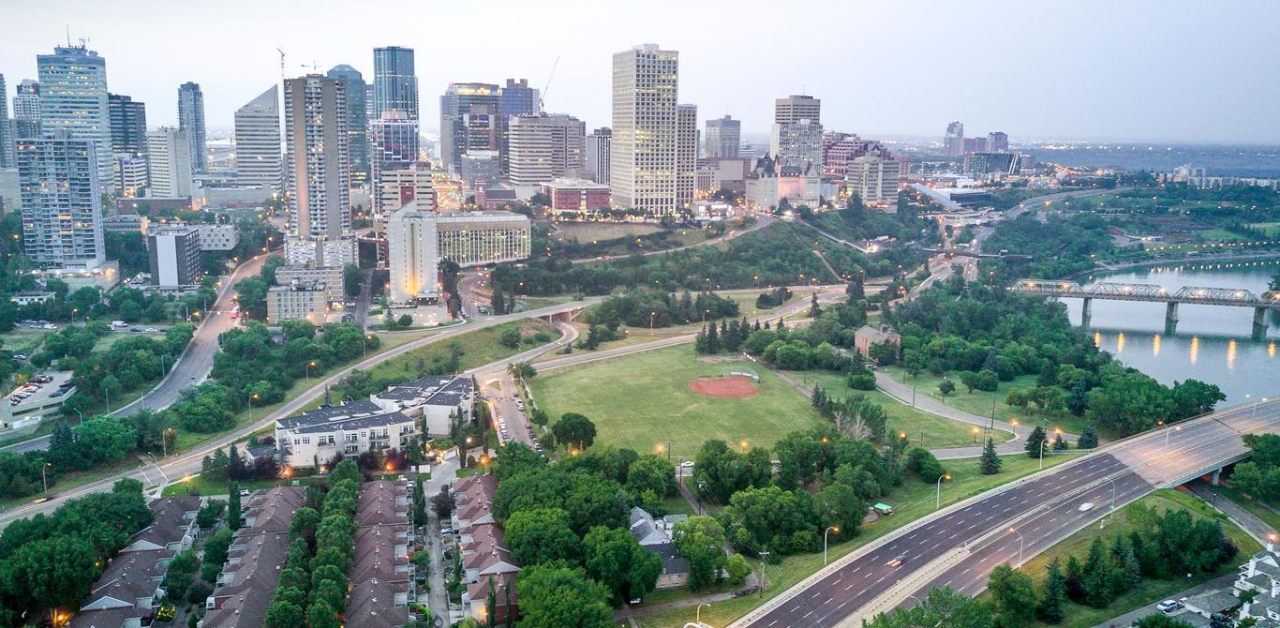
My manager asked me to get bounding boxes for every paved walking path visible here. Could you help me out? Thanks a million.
[1186,480,1275,544]
[425,456,460,625]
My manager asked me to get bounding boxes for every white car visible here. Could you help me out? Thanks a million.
[1156,600,1181,613]
[1077,502,1095,512]
[680,461,695,468]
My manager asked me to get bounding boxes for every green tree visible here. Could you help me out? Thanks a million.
[979,438,1002,475]
[582,526,663,603]
[726,554,750,587]
[1134,615,1195,628]
[938,378,956,400]
[672,516,728,591]
[515,564,614,628]
[264,600,305,628]
[1037,557,1068,624]
[307,599,341,628]
[227,482,242,530]
[329,459,364,485]
[552,412,597,451]
[1068,381,1089,417]
[988,563,1037,628]
[1077,425,1099,450]
[504,508,581,566]
[1025,426,1048,459]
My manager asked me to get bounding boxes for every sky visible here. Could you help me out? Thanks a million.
[2,0,1279,144]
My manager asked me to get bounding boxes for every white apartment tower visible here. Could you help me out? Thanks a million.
[284,75,350,240]
[234,85,281,191]
[387,200,439,304]
[145,127,193,198]
[508,113,585,186]
[846,155,904,205]
[585,127,611,185]
[610,44,679,214]
[37,45,114,193]
[17,132,105,268]
[676,104,698,209]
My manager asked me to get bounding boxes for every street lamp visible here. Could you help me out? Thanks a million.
[936,474,952,510]
[1039,438,1051,471]
[1008,527,1025,568]
[306,361,317,384]
[1165,424,1182,450]
[42,462,51,496]
[695,603,711,628]
[162,427,175,458]
[824,526,840,565]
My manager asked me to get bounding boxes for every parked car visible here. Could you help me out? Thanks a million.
[1156,600,1182,613]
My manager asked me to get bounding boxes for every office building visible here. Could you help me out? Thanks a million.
[12,80,41,140]
[114,155,148,197]
[507,113,585,186]
[177,82,207,173]
[284,75,350,239]
[284,236,357,268]
[387,200,439,304]
[148,226,201,287]
[705,115,740,159]
[37,45,113,193]
[677,104,698,209]
[542,178,611,212]
[17,132,105,268]
[372,46,418,120]
[611,44,679,214]
[771,95,822,172]
[327,65,369,184]
[266,281,330,324]
[944,121,964,157]
[440,82,500,174]
[964,152,1020,176]
[585,127,611,184]
[498,78,540,173]
[190,223,239,251]
[0,75,11,168]
[846,154,904,205]
[146,127,193,198]
[987,131,1009,153]
[369,110,419,187]
[822,133,891,179]
[376,166,436,214]
[436,211,531,267]
[234,85,281,191]
[275,265,345,303]
[460,151,500,189]
[107,93,147,155]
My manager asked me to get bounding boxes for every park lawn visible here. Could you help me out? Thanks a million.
[91,332,166,353]
[881,367,1091,436]
[634,453,1078,628]
[0,457,143,510]
[530,344,823,460]
[552,221,666,242]
[353,319,558,384]
[1249,222,1280,237]
[1195,227,1250,242]
[160,474,296,497]
[1000,489,1261,628]
[804,371,1014,449]
[513,295,581,311]
[0,328,50,355]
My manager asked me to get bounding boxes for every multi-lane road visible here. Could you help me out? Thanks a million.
[731,399,1280,628]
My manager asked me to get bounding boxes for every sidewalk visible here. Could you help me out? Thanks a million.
[1186,480,1274,544]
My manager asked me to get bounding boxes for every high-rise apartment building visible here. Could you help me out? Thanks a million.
[284,75,350,240]
[387,200,439,304]
[326,65,369,184]
[677,104,698,209]
[377,166,436,214]
[146,127,193,198]
[944,121,965,157]
[369,110,420,190]
[498,78,540,173]
[148,226,201,287]
[585,128,611,185]
[12,80,41,140]
[372,46,418,120]
[234,85,282,191]
[771,95,822,172]
[507,114,585,186]
[0,75,11,168]
[107,93,147,155]
[610,44,679,214]
[17,132,105,268]
[987,131,1009,153]
[37,45,113,193]
[440,83,500,174]
[705,115,740,159]
[177,82,207,173]
[846,154,904,205]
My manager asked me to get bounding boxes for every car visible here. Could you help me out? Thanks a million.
[42,324,58,330]
[1156,600,1181,613]
[525,422,532,430]
[12,354,26,361]
[1077,502,1095,512]
[130,327,142,332]
[239,489,251,497]
[629,598,642,606]
[146,327,159,333]
[441,527,455,535]
[886,554,907,568]
[680,461,695,468]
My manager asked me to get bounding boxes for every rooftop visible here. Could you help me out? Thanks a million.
[277,401,414,435]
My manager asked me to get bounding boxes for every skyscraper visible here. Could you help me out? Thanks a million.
[585,128,611,185]
[146,127,193,198]
[677,104,698,209]
[234,85,282,191]
[611,44,679,214]
[369,110,420,207]
[498,78,540,173]
[440,82,500,174]
[387,200,439,305]
[17,131,105,269]
[177,82,207,173]
[771,95,822,172]
[987,131,1009,153]
[507,114,585,186]
[372,46,418,120]
[37,45,113,193]
[284,75,350,240]
[107,93,147,155]
[705,115,740,159]
[12,80,41,140]
[327,65,369,184]
[0,74,12,168]
[944,121,965,157]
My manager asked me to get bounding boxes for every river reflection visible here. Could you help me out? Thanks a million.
[1062,260,1280,404]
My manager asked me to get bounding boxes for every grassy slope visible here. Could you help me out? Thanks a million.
[881,367,1091,436]
[357,319,558,383]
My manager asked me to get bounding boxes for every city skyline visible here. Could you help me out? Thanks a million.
[2,0,1277,144]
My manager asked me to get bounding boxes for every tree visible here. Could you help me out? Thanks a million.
[1038,557,1068,624]
[1082,537,1114,608]
[515,564,614,628]
[329,459,364,485]
[938,378,956,400]
[1077,425,1099,450]
[307,599,341,628]
[726,554,750,587]
[227,482,242,530]
[583,526,663,603]
[979,438,1002,475]
[553,413,597,451]
[626,455,677,500]
[1068,381,1089,417]
[1134,615,1196,628]
[988,563,1037,628]
[1025,426,1048,459]
[672,516,728,591]
[264,600,305,628]
[504,508,581,566]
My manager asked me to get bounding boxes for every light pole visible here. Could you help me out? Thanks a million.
[1008,527,1025,568]
[824,526,840,565]
[650,311,657,335]
[73,408,84,425]
[1165,424,1181,450]
[936,474,952,510]
[306,361,317,384]
[695,602,711,627]
[1107,476,1118,511]
[1039,438,1050,471]
[42,462,51,496]
[162,428,175,458]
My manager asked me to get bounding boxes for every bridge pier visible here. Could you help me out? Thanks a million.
[1164,302,1179,336]
[1254,307,1269,343]
[1081,298,1092,327]
[1211,467,1222,486]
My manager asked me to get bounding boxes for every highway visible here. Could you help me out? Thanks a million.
[730,399,1280,628]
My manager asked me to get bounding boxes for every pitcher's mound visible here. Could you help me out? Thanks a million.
[688,376,758,399]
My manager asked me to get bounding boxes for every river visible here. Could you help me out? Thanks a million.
[1061,259,1280,405]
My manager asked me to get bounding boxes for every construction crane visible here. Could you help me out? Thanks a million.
[276,48,286,83]
[539,56,560,111]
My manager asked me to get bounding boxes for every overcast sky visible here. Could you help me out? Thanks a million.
[3,0,1278,144]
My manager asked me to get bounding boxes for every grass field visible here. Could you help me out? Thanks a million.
[635,452,1080,627]
[1001,489,1261,628]
[880,367,1091,436]
[803,370,1013,449]
[530,344,823,459]
[357,319,558,383]
[552,221,666,242]
[0,328,50,355]
[1250,222,1280,237]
